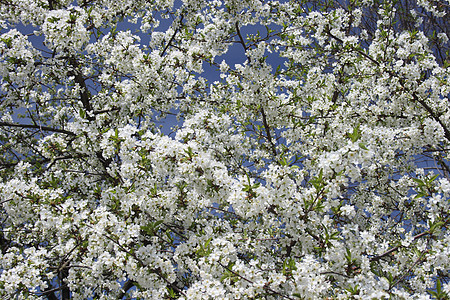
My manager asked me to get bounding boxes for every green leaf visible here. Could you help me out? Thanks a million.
[141,220,164,236]
[196,237,213,257]
[348,124,361,142]
[167,287,177,298]
[430,174,439,183]
[1,37,12,48]
[309,169,324,191]
[429,220,445,233]
[166,231,174,243]
[413,178,424,186]
[79,109,86,119]
[358,142,368,150]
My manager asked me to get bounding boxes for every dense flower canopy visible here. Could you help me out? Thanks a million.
[0,0,449,299]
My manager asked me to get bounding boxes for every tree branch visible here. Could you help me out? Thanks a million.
[117,279,136,300]
[370,229,435,262]
[218,262,295,300]
[324,28,381,66]
[161,14,184,56]
[87,225,187,298]
[0,122,76,136]
[68,56,93,118]
[413,92,450,142]
[235,21,248,51]
[260,107,278,158]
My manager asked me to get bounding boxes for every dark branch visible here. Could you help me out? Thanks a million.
[260,107,278,158]
[370,229,434,262]
[68,57,93,118]
[413,93,450,142]
[235,21,248,51]
[218,262,295,300]
[0,122,76,136]
[117,279,136,300]
[324,28,380,66]
[161,14,184,56]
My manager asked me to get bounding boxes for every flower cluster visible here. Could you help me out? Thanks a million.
[0,0,449,299]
